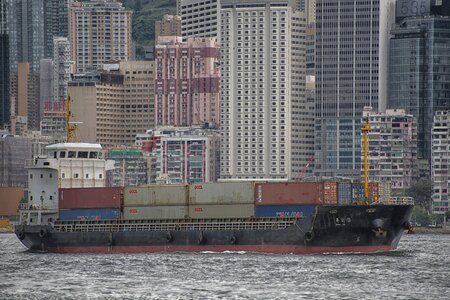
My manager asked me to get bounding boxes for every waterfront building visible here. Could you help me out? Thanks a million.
[140,126,220,184]
[108,148,148,187]
[431,111,450,215]
[219,0,307,180]
[314,0,395,180]
[68,61,155,148]
[40,101,67,143]
[69,0,133,73]
[155,36,220,127]
[0,134,32,187]
[388,4,450,170]
[363,108,417,194]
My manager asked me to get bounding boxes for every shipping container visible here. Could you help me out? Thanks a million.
[59,187,123,209]
[255,205,316,218]
[338,183,352,205]
[254,182,337,205]
[351,182,380,203]
[323,182,338,204]
[124,185,188,206]
[59,208,120,221]
[123,206,187,220]
[189,182,254,205]
[188,204,255,219]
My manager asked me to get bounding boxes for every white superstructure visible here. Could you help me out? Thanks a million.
[20,143,115,225]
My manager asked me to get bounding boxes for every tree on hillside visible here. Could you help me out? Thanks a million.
[406,180,432,211]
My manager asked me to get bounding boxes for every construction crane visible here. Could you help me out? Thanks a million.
[361,116,370,200]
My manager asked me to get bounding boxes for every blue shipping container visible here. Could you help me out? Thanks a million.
[351,184,365,203]
[59,208,120,221]
[255,205,316,218]
[338,183,352,205]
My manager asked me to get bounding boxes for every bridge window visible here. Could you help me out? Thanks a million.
[78,151,88,158]
[68,151,76,158]
[89,152,98,159]
[99,174,102,179]
[59,151,66,158]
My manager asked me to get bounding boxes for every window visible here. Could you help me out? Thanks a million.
[30,174,33,179]
[49,174,53,178]
[74,173,79,179]
[78,151,88,158]
[99,174,103,179]
[86,174,89,179]
[60,151,66,158]
[40,174,43,179]
[62,173,65,178]
[68,151,76,158]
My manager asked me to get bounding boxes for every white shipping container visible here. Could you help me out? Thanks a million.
[124,185,188,206]
[189,204,255,219]
[123,206,188,220]
[189,182,254,205]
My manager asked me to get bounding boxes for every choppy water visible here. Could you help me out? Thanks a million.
[0,233,449,300]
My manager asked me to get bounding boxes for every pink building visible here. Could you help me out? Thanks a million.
[155,36,220,127]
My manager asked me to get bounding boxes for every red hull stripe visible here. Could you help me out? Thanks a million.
[48,244,394,254]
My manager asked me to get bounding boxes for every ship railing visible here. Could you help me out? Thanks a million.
[53,219,296,233]
[373,197,414,206]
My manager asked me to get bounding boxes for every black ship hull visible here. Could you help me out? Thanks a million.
[15,205,413,254]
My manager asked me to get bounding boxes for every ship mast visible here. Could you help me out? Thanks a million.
[362,116,370,200]
[66,95,77,142]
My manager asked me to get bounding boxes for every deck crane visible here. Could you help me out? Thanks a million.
[361,116,370,200]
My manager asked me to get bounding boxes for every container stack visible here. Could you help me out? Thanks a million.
[58,187,123,221]
[188,182,255,218]
[253,182,334,218]
[57,181,382,221]
[350,182,379,203]
[123,185,189,220]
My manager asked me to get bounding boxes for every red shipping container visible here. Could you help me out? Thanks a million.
[254,182,337,205]
[59,187,123,209]
[322,182,338,204]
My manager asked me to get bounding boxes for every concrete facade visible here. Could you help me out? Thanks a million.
[155,36,220,127]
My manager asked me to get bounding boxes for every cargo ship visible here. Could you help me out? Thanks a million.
[15,114,414,254]
[14,141,413,254]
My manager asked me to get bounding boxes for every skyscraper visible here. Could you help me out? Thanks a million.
[431,110,450,215]
[179,0,220,41]
[0,0,9,128]
[5,0,68,72]
[52,37,71,103]
[219,0,305,180]
[69,0,133,73]
[314,0,395,179]
[389,3,450,168]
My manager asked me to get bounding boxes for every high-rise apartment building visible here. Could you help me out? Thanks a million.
[5,0,69,72]
[363,108,417,194]
[293,0,315,24]
[314,0,395,179]
[179,0,220,41]
[155,15,182,41]
[52,37,71,103]
[219,0,306,180]
[141,126,220,184]
[69,0,133,73]
[154,36,220,127]
[68,61,155,148]
[0,134,32,187]
[431,110,450,215]
[0,0,9,128]
[389,4,450,167]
